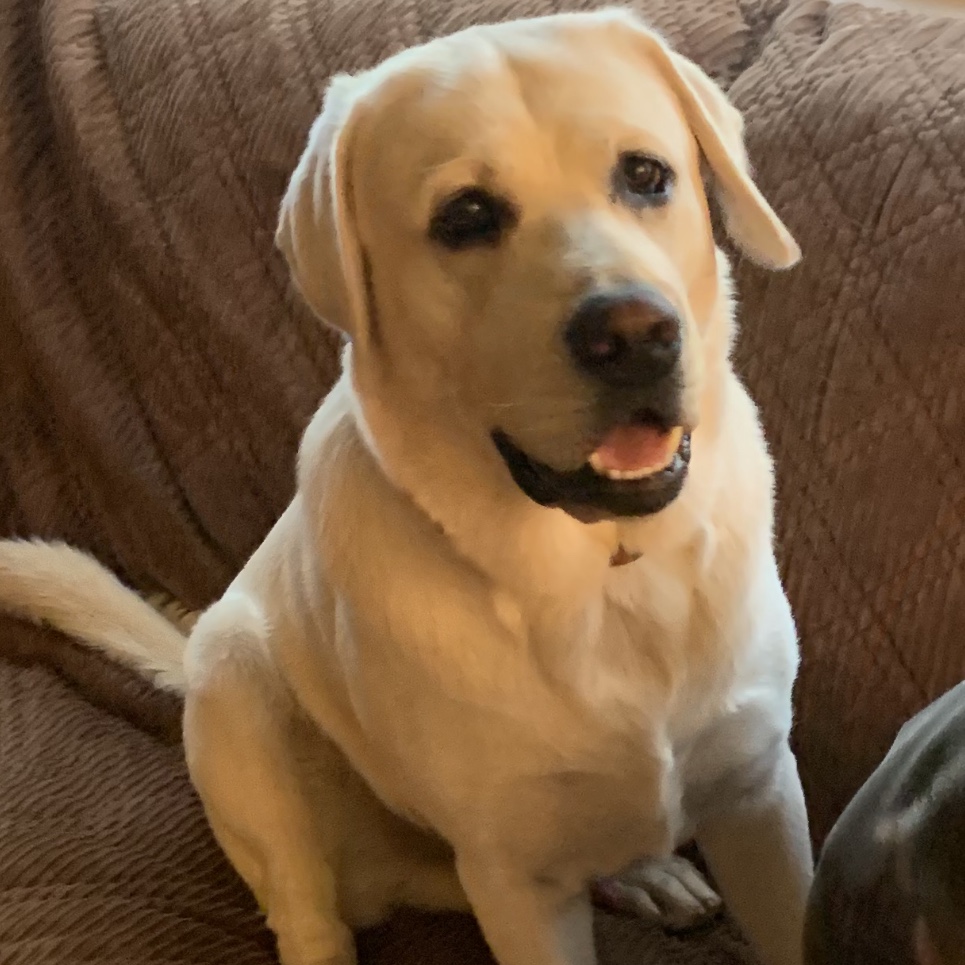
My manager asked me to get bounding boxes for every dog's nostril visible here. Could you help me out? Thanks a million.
[649,317,680,348]
[586,332,628,365]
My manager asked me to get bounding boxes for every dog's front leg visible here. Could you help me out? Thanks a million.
[184,604,356,965]
[456,853,597,965]
[695,740,813,965]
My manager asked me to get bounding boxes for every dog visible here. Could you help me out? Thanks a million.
[806,681,965,965]
[0,9,813,965]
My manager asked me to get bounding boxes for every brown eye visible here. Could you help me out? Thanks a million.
[615,153,674,206]
[429,187,517,250]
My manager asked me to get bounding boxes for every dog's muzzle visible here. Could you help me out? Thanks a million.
[493,284,692,520]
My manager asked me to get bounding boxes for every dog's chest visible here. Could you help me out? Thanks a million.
[506,549,792,867]
[573,547,742,735]
[315,501,794,877]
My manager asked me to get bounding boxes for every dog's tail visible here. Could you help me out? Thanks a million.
[0,540,190,691]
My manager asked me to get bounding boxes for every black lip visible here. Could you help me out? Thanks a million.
[492,428,691,519]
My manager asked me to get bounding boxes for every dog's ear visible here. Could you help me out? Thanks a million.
[276,74,373,344]
[614,12,800,269]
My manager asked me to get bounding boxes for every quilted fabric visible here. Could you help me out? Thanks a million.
[1,0,965,963]
[0,641,273,965]
[729,0,965,846]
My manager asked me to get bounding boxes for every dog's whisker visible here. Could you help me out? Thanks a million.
[482,399,589,417]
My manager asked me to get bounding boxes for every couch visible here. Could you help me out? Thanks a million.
[1,0,964,962]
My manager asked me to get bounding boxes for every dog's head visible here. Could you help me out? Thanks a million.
[277,9,798,521]
[883,787,965,965]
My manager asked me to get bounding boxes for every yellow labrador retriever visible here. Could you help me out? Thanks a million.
[0,9,813,965]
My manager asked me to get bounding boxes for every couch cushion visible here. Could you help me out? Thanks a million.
[0,621,272,965]
[727,0,965,847]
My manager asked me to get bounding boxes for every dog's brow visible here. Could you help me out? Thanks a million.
[415,158,509,225]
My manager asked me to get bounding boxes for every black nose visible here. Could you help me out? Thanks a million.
[564,284,682,388]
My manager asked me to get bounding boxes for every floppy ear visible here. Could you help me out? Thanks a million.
[276,74,374,344]
[615,12,800,269]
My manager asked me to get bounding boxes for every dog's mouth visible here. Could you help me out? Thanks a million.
[492,413,691,520]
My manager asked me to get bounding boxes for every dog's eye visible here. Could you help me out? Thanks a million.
[429,187,517,250]
[615,153,674,205]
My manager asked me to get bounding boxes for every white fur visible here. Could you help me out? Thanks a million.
[0,11,812,965]
[0,540,187,690]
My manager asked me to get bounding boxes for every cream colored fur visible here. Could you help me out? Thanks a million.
[0,10,813,965]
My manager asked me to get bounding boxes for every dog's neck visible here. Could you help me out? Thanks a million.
[346,376,607,608]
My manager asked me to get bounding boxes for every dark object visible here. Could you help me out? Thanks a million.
[805,681,965,965]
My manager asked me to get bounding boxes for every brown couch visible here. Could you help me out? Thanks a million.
[2,0,964,962]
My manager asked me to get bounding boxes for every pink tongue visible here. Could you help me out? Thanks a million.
[591,424,675,473]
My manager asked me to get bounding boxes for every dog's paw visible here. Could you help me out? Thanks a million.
[592,854,722,932]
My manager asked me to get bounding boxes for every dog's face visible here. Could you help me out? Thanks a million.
[278,10,798,520]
